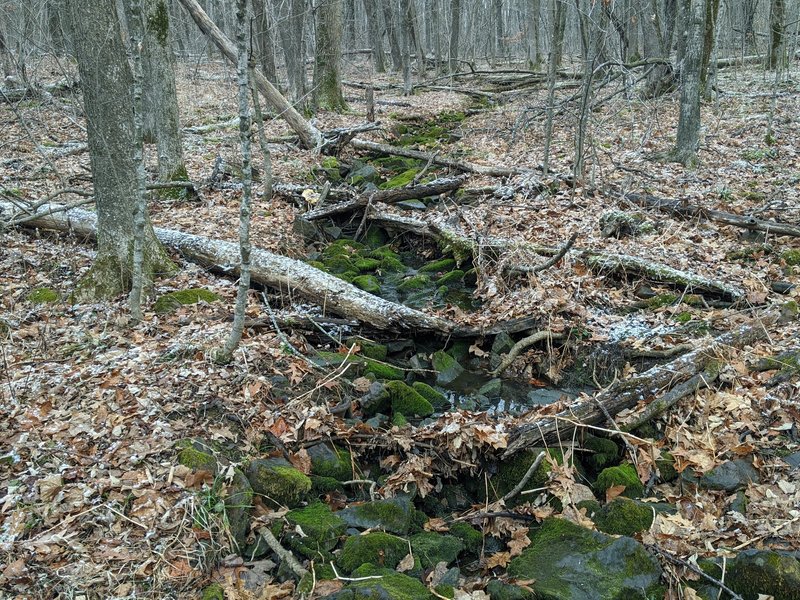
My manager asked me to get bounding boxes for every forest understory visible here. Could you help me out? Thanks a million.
[2,55,800,599]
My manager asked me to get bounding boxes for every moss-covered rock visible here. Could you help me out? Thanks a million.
[419,258,456,273]
[363,226,388,249]
[284,501,347,559]
[592,497,654,537]
[27,287,59,304]
[337,533,409,573]
[449,522,483,557]
[353,257,381,272]
[332,564,435,599]
[244,458,311,508]
[437,269,465,286]
[201,583,225,600]
[383,380,434,417]
[338,495,418,535]
[351,274,381,294]
[224,468,254,549]
[727,550,800,600]
[583,435,620,474]
[379,255,406,272]
[781,249,800,266]
[351,339,387,361]
[154,288,221,313]
[297,563,337,595]
[363,358,405,380]
[310,475,345,497]
[508,517,663,600]
[397,273,432,291]
[432,350,465,386]
[656,452,679,482]
[410,532,464,569]
[412,381,449,411]
[380,168,420,190]
[177,446,218,472]
[594,463,644,499]
[308,444,352,481]
[485,580,536,600]
[493,448,560,504]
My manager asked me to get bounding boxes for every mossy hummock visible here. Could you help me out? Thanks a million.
[594,463,645,499]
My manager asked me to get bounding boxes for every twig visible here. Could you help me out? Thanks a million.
[647,545,744,600]
[530,232,578,273]
[342,479,378,500]
[502,451,546,502]
[258,526,308,578]
[625,343,694,359]
[491,330,565,376]
[330,562,383,581]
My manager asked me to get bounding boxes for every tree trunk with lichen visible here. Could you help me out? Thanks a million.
[672,0,704,167]
[312,0,347,112]
[65,0,174,300]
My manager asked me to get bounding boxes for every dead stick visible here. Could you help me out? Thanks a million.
[492,331,565,376]
[258,527,308,578]
[647,545,743,600]
[502,451,546,502]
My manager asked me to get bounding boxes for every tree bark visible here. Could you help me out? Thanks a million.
[65,0,174,300]
[276,0,308,107]
[363,0,386,72]
[177,0,322,149]
[313,0,347,111]
[448,0,461,72]
[253,0,279,86]
[767,0,786,69]
[672,0,704,167]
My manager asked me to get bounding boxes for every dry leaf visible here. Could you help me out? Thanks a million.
[397,552,415,572]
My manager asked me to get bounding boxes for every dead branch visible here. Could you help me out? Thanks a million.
[491,331,566,377]
[502,451,546,502]
[257,527,308,578]
[504,303,797,457]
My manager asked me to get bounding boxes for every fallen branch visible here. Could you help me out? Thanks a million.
[257,527,308,578]
[647,545,744,600]
[492,331,566,376]
[504,303,797,457]
[502,451,546,502]
[618,190,800,238]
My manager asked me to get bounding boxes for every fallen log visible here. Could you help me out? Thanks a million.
[503,303,798,457]
[303,176,467,221]
[0,201,461,333]
[369,211,746,301]
[350,138,531,178]
[617,190,800,238]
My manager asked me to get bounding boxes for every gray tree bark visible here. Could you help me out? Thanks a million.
[253,0,279,85]
[276,0,308,106]
[448,0,461,72]
[65,0,174,300]
[673,0,704,167]
[363,0,386,72]
[382,0,403,71]
[312,0,347,111]
[767,0,786,69]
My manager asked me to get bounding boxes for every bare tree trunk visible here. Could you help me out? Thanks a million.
[253,0,279,86]
[65,0,174,300]
[382,0,403,71]
[448,0,461,72]
[129,0,147,321]
[699,0,719,96]
[363,0,386,72]
[673,0,704,167]
[542,0,566,175]
[767,0,786,69]
[276,0,308,107]
[177,0,322,149]
[492,0,504,62]
[313,0,347,111]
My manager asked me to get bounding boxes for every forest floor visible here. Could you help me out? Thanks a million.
[1,56,800,599]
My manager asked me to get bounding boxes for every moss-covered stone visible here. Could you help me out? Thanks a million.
[380,168,420,189]
[379,255,406,272]
[508,517,663,600]
[432,350,465,386]
[485,580,536,600]
[224,468,254,549]
[437,269,465,285]
[308,444,352,481]
[397,274,432,291]
[297,563,336,595]
[594,463,644,499]
[493,448,560,504]
[284,501,347,558]
[727,550,800,600]
[363,226,388,249]
[337,564,435,599]
[449,522,483,556]
[380,380,434,417]
[352,339,388,361]
[410,532,464,569]
[593,497,654,536]
[177,447,218,472]
[419,258,456,273]
[354,258,381,272]
[27,287,59,304]
[154,288,221,313]
[646,293,679,309]
[201,583,225,600]
[337,532,409,573]
[314,351,404,381]
[338,495,418,535]
[322,239,367,259]
[310,475,345,497]
[583,435,620,474]
[351,274,381,294]
[392,412,408,427]
[245,458,311,508]
[781,249,800,266]
[363,358,405,380]
[657,452,679,482]
[412,382,449,411]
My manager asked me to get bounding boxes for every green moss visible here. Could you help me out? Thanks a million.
[320,255,356,274]
[322,239,366,259]
[245,459,311,508]
[437,269,465,286]
[646,293,678,309]
[593,497,654,536]
[27,288,59,304]
[439,111,466,122]
[594,464,644,499]
[154,288,221,313]
[583,435,620,473]
[419,258,456,273]
[146,0,170,46]
[411,532,464,568]
[364,358,405,380]
[353,257,381,272]
[310,475,345,496]
[412,382,449,411]
[431,350,464,386]
[494,448,560,504]
[782,249,800,266]
[379,255,407,272]
[352,339,388,361]
[727,245,772,262]
[284,501,347,557]
[674,311,693,323]
[321,156,339,169]
[298,564,336,595]
[727,550,800,600]
[449,522,482,556]
[380,168,420,190]
[368,246,399,260]
[657,452,678,482]
[346,564,434,599]
[363,226,388,249]
[177,447,218,472]
[382,380,434,417]
[392,412,408,427]
[201,583,225,600]
[310,447,352,480]
[352,274,381,294]
[337,532,409,573]
[397,274,432,291]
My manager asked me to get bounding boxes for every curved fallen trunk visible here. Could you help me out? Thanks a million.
[0,201,460,333]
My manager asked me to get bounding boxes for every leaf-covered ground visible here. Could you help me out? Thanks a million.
[1,58,799,598]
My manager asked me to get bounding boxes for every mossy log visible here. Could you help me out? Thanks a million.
[617,190,800,239]
[504,303,798,457]
[0,201,460,333]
